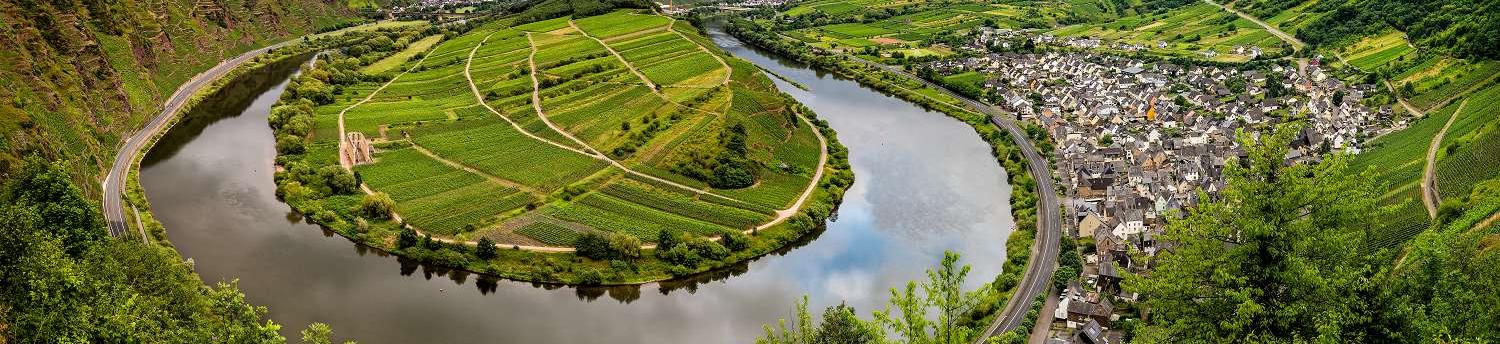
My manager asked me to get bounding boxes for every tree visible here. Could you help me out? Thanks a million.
[760,251,989,344]
[657,228,685,253]
[1127,125,1390,342]
[476,237,497,260]
[574,232,612,260]
[607,233,641,260]
[302,322,333,344]
[360,192,395,219]
[722,231,751,252]
[5,156,104,256]
[320,166,357,194]
[397,227,418,248]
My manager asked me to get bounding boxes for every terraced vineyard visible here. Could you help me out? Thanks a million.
[1350,104,1459,247]
[304,10,826,249]
[1049,3,1289,62]
[1434,84,1500,200]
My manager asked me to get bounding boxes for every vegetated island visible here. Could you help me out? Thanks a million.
[268,7,854,285]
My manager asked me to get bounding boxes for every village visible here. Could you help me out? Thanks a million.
[921,40,1395,343]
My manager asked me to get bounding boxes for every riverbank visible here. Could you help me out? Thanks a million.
[263,18,857,286]
[721,17,1054,336]
[116,36,358,252]
[138,19,1014,342]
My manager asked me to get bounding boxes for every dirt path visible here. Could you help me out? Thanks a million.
[338,43,438,169]
[565,22,662,94]
[409,143,545,197]
[1423,99,1467,217]
[522,31,827,231]
[1474,211,1500,233]
[1205,0,1306,50]
[668,19,734,86]
[1420,72,1500,113]
[465,32,596,157]
[1384,79,1425,116]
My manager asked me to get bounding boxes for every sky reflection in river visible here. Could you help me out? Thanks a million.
[139,26,1012,343]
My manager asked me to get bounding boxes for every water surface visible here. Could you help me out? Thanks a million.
[140,28,1012,343]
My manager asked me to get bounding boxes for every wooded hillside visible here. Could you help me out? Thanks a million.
[0,0,357,189]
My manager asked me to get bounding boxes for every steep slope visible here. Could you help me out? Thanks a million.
[0,0,357,188]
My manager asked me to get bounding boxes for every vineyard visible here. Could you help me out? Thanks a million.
[1350,103,1458,247]
[1434,84,1500,199]
[294,10,826,248]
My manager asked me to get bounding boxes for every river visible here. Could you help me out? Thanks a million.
[139,27,1013,343]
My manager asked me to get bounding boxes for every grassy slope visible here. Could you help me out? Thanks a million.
[310,11,821,245]
[0,0,356,190]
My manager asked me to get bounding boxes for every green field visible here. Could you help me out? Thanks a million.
[1401,60,1500,110]
[1340,31,1415,71]
[1434,84,1500,200]
[1050,3,1288,62]
[1350,103,1459,247]
[362,34,445,74]
[782,0,1073,55]
[297,11,824,247]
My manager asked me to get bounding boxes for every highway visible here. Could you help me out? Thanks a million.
[837,55,1062,340]
[101,39,299,239]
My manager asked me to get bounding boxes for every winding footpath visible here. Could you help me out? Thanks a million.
[103,39,299,240]
[828,54,1061,339]
[326,28,827,253]
[1422,99,1467,217]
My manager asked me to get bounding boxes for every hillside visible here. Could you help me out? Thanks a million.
[0,0,358,188]
[265,9,849,284]
[1231,0,1499,60]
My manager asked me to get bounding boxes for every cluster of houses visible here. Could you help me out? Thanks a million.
[968,27,1265,60]
[924,52,1392,343]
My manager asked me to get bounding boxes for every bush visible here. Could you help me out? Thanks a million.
[476,237,497,260]
[360,192,395,219]
[687,237,729,261]
[397,227,418,248]
[722,231,750,252]
[660,243,702,267]
[656,228,685,252]
[577,269,605,285]
[607,233,642,260]
[574,232,613,260]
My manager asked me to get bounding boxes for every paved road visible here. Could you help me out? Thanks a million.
[1204,0,1306,51]
[101,40,300,239]
[834,55,1061,340]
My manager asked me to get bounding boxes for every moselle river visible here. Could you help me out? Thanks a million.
[140,27,1013,343]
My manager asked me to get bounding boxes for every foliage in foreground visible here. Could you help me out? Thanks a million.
[0,157,284,342]
[1127,125,1500,342]
[757,251,995,344]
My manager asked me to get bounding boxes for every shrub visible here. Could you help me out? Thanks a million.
[656,228,685,251]
[660,243,702,267]
[476,237,497,260]
[397,227,418,248]
[687,237,729,260]
[577,269,605,285]
[721,231,750,252]
[360,192,396,219]
[608,233,642,260]
[574,232,613,260]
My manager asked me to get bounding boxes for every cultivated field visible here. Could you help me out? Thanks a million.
[1349,103,1459,247]
[1050,3,1289,62]
[781,0,1081,54]
[1339,31,1415,71]
[307,11,825,246]
[1434,84,1500,200]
